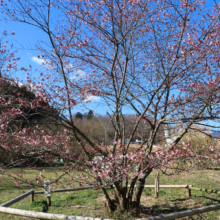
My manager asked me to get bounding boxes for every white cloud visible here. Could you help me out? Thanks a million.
[84,95,100,102]
[18,81,24,87]
[66,64,74,69]
[31,56,47,65]
[70,69,86,80]
[17,81,36,92]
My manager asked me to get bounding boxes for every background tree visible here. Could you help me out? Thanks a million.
[75,112,83,119]
[1,0,220,215]
[87,110,94,120]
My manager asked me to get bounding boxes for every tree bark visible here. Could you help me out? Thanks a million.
[105,168,153,216]
[114,181,128,211]
[132,168,153,216]
[101,187,117,212]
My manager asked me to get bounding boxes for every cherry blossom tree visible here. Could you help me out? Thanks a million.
[1,0,220,215]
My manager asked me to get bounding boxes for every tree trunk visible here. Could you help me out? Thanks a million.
[131,177,146,216]
[114,181,129,211]
[103,168,153,215]
[132,168,152,216]
[101,187,117,212]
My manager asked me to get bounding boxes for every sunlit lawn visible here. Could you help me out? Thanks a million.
[0,167,220,219]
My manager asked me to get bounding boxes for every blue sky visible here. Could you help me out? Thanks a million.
[0,16,138,115]
[0,20,111,114]
[0,0,218,117]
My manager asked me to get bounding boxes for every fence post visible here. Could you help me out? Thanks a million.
[44,180,51,206]
[30,191,34,203]
[186,185,191,198]
[157,172,159,193]
[155,172,159,198]
[155,179,159,198]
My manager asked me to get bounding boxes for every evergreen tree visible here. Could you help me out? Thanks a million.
[75,112,83,119]
[87,110,93,119]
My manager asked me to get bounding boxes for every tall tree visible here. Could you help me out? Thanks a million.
[1,0,220,215]
[75,112,83,119]
[87,110,94,120]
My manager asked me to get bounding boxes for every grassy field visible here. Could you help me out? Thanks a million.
[0,167,220,219]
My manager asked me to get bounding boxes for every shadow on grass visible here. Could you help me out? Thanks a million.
[169,198,188,202]
[198,195,220,204]
[141,196,220,217]
[206,167,220,171]
[42,203,49,213]
[32,200,48,213]
[141,204,189,216]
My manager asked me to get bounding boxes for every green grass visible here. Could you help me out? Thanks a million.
[1,168,220,219]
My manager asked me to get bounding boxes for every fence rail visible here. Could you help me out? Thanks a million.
[1,183,219,220]
[1,203,220,220]
[34,186,95,194]
[34,185,191,194]
[0,207,113,220]
[1,190,34,207]
[189,186,220,194]
[136,203,220,220]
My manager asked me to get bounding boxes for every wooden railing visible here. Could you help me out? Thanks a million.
[0,183,220,220]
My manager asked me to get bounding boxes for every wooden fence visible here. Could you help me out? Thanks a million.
[136,203,220,220]
[0,181,220,220]
[0,206,113,220]
[1,190,34,207]
[189,186,220,194]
